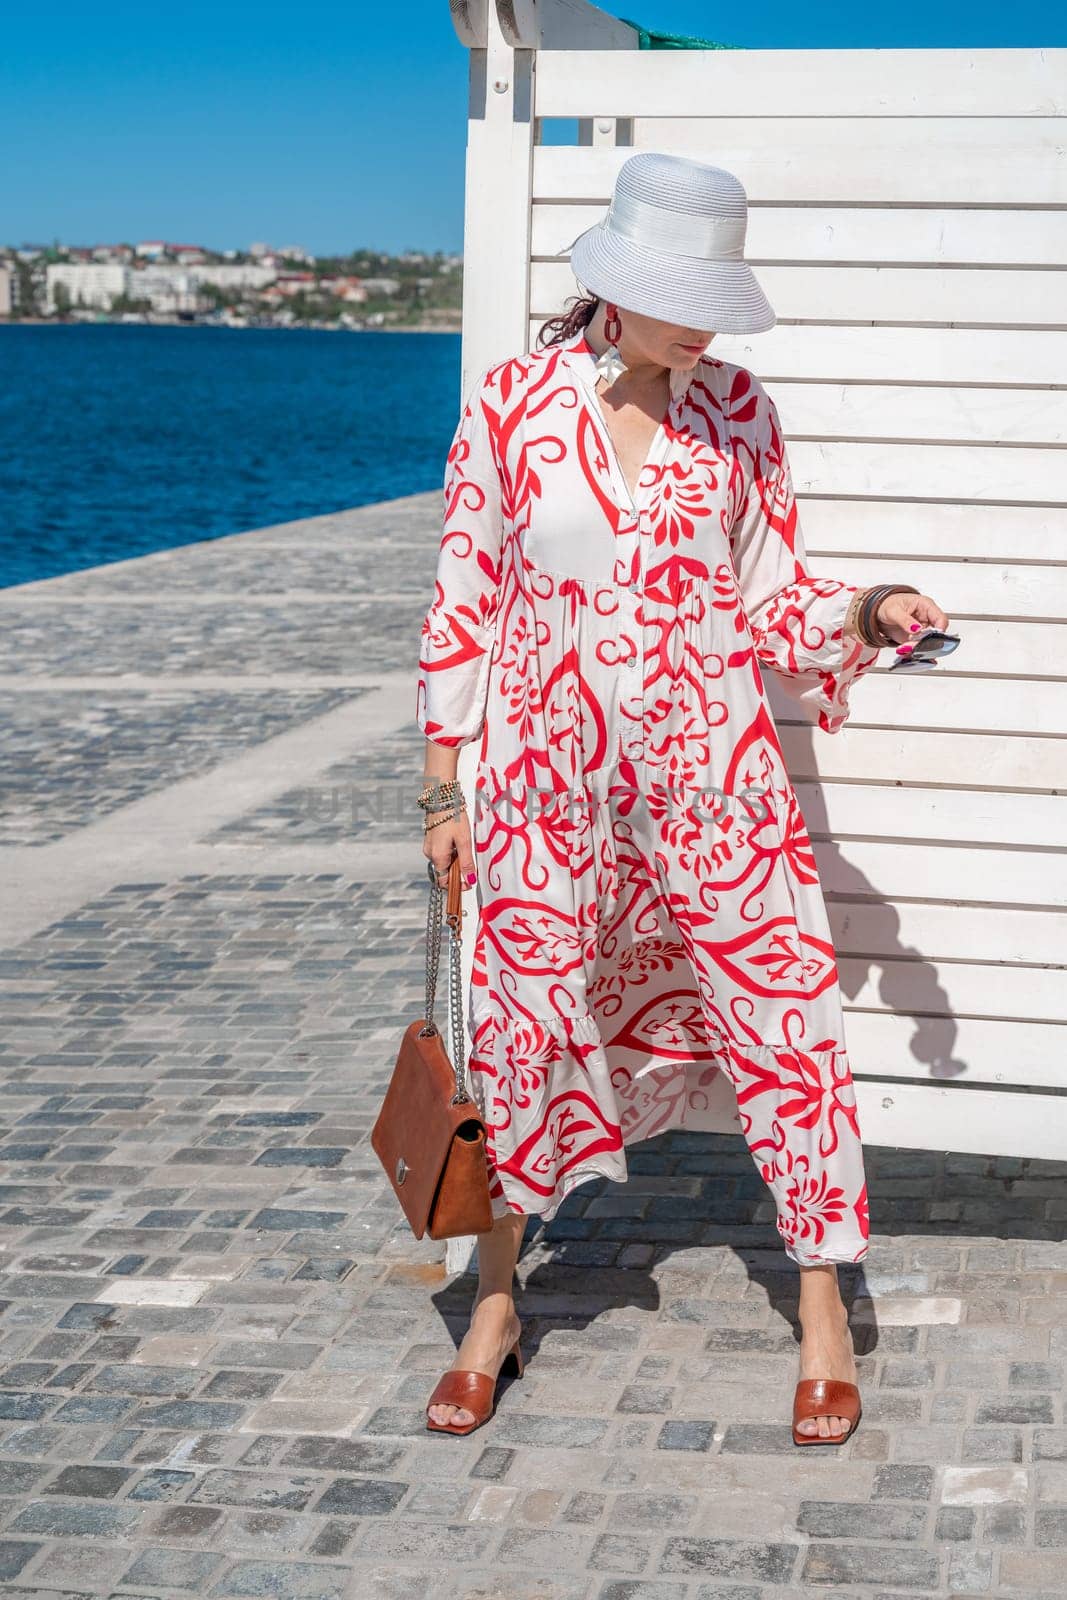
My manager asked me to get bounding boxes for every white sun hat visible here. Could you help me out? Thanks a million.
[561,151,776,335]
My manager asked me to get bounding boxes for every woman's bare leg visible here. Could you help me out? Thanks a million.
[427,1209,527,1429]
[795,1263,858,1438]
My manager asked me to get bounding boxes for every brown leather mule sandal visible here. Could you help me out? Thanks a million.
[425,1339,525,1436]
[792,1378,862,1446]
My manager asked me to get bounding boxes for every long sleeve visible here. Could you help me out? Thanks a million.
[415,364,505,749]
[728,379,884,734]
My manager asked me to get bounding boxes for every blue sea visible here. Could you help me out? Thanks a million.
[0,324,462,588]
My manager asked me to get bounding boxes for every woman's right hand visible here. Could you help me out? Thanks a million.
[422,806,477,890]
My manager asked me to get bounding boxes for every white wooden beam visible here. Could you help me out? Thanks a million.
[449,0,489,47]
[534,47,1067,117]
[498,0,638,50]
[854,1082,1067,1163]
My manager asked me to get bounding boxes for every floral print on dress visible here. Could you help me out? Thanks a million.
[415,329,886,1265]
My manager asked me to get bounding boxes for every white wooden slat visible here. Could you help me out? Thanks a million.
[780,721,1066,792]
[534,135,1067,204]
[776,675,1066,740]
[827,898,1067,969]
[533,49,1067,119]
[797,502,1067,565]
[853,1081,1067,1162]
[527,320,1067,386]
[839,958,1067,1025]
[752,266,1067,331]
[793,780,1067,854]
[769,383,1067,450]
[829,453,1062,518]
[532,201,1067,268]
[630,120,1067,205]
[801,558,1067,620]
[809,835,1067,909]
[788,441,1067,505]
[706,330,1067,392]
[844,1009,1066,1091]
[531,258,1067,328]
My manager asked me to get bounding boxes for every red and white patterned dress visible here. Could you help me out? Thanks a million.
[416,328,885,1265]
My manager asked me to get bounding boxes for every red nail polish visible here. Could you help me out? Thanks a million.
[909,623,922,632]
[465,872,477,886]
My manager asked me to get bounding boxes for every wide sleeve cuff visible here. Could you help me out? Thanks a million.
[754,581,885,734]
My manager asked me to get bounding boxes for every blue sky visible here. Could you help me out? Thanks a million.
[2,0,1060,255]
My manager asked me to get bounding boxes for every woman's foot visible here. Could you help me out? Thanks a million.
[796,1276,858,1440]
[426,1290,522,1430]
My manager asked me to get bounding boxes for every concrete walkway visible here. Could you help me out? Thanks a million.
[0,498,1063,1599]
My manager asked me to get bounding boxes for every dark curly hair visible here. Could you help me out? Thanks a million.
[536,292,602,349]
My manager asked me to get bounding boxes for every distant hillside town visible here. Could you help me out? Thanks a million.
[0,240,463,330]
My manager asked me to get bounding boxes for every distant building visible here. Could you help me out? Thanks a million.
[192,264,276,291]
[278,245,315,265]
[135,241,208,263]
[361,277,400,296]
[43,259,282,314]
[248,242,271,258]
[318,275,367,303]
[0,266,13,317]
[274,271,317,297]
[131,267,203,314]
[92,245,134,263]
[46,263,128,311]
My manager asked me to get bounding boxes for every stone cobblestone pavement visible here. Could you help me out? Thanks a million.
[0,501,1064,1599]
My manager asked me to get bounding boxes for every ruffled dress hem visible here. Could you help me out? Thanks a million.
[467,1002,870,1267]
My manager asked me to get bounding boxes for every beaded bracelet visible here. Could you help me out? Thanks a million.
[418,777,465,813]
[423,807,464,832]
[418,777,467,834]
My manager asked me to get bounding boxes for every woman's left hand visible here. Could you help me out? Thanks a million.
[875,591,951,646]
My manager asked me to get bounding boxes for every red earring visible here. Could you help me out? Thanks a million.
[603,304,622,343]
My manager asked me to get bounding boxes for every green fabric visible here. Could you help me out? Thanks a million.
[616,14,743,48]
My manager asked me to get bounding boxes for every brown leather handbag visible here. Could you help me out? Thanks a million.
[371,856,495,1240]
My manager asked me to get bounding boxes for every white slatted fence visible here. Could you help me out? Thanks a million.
[451,2,1067,1168]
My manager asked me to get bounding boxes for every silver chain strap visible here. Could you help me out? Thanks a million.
[418,859,470,1105]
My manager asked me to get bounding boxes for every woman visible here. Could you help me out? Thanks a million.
[415,154,950,1445]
